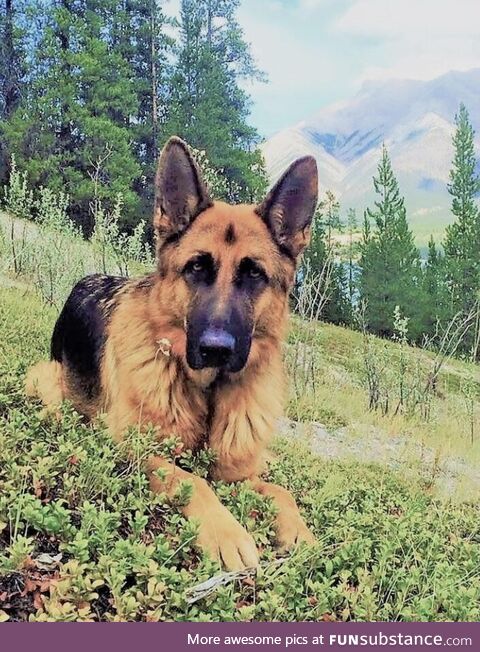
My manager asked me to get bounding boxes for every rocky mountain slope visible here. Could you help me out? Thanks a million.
[262,69,480,242]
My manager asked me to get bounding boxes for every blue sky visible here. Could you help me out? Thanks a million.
[166,0,480,138]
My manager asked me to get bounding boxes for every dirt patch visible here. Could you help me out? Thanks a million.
[279,417,480,499]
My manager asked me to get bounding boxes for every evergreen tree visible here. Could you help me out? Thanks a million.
[325,262,352,325]
[3,0,142,230]
[110,0,172,215]
[443,103,480,319]
[346,207,358,305]
[321,190,342,249]
[422,236,448,338]
[0,0,270,233]
[165,0,266,201]
[359,145,422,339]
[299,200,352,325]
[0,0,26,182]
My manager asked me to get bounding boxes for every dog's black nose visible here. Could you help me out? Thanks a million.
[198,328,235,367]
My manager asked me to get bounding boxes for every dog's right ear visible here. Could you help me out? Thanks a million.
[154,137,212,246]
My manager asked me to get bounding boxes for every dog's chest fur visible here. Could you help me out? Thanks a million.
[50,273,284,482]
[101,284,284,481]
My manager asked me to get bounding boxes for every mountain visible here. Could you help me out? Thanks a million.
[261,69,480,244]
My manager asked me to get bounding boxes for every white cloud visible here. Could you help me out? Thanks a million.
[336,0,480,37]
[335,0,480,82]
[297,0,332,10]
[159,0,480,135]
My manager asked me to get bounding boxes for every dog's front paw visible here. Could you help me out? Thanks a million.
[274,512,315,552]
[195,506,259,571]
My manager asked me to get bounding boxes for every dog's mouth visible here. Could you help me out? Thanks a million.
[186,326,252,373]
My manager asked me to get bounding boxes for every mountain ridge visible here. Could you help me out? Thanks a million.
[261,69,480,244]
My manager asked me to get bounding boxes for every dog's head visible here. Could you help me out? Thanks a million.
[152,137,318,379]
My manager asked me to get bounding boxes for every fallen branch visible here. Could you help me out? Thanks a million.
[185,557,288,604]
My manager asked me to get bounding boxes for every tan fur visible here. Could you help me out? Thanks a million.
[26,147,317,570]
[25,360,65,413]
[104,202,312,564]
[148,457,258,570]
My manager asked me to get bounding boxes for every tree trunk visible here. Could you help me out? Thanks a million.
[150,3,158,157]
[57,0,71,150]
[3,0,19,118]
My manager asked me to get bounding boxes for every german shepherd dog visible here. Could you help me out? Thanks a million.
[26,137,318,571]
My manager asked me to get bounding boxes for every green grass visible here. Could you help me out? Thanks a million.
[1,288,480,622]
[285,314,480,492]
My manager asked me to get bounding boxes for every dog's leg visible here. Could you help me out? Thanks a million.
[250,479,315,552]
[209,363,314,551]
[146,456,259,571]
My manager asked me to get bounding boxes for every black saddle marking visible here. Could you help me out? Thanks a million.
[51,274,128,400]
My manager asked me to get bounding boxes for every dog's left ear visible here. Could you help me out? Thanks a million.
[256,156,318,260]
[154,137,212,246]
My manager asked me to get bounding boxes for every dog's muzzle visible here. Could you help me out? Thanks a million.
[186,324,251,373]
[198,328,235,368]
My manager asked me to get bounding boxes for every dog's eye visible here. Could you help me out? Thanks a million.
[237,258,267,285]
[185,254,212,274]
[183,254,215,284]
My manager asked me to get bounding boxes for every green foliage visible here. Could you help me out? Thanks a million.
[1,288,480,621]
[187,147,230,200]
[358,305,435,418]
[443,104,480,343]
[297,197,352,327]
[2,1,142,230]
[0,0,27,182]
[2,155,32,220]
[421,237,450,337]
[346,207,359,304]
[109,0,173,217]
[322,190,342,249]
[91,196,154,277]
[1,155,34,275]
[164,0,267,203]
[29,186,87,306]
[359,145,423,340]
[0,0,266,229]
[1,170,153,306]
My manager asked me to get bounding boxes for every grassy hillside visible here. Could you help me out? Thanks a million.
[285,315,480,499]
[1,287,480,622]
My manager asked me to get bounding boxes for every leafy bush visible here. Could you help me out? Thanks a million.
[1,157,34,276]
[91,196,154,277]
[1,160,153,306]
[27,187,87,307]
[2,156,33,221]
[1,288,480,622]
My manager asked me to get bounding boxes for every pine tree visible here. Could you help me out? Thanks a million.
[165,0,266,201]
[1,0,268,232]
[320,190,342,249]
[303,204,327,276]
[443,103,480,319]
[299,200,352,325]
[424,238,439,296]
[0,0,26,182]
[3,0,142,230]
[346,207,358,305]
[422,237,448,337]
[110,0,172,215]
[359,145,422,338]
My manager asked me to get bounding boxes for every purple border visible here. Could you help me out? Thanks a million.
[1,622,479,651]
